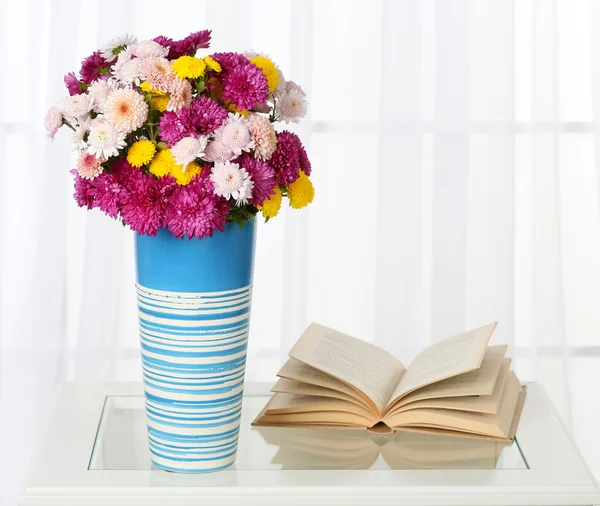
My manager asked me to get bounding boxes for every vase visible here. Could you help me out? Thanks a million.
[134,219,256,473]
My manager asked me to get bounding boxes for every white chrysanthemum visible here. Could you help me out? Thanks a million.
[275,88,308,123]
[131,40,169,58]
[112,49,144,84]
[203,140,235,163]
[217,113,254,156]
[101,34,138,62]
[104,88,148,133]
[88,79,118,112]
[87,120,127,159]
[166,77,192,112]
[210,161,254,205]
[45,106,63,139]
[58,94,92,119]
[171,136,208,169]
[71,117,91,150]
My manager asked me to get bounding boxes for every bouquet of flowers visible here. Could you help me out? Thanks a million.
[45,30,314,239]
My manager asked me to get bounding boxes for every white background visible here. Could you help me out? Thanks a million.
[2,0,600,504]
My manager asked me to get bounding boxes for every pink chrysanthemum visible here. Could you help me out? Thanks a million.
[104,88,148,133]
[170,30,212,59]
[64,72,84,96]
[190,97,228,135]
[270,130,302,185]
[131,40,169,58]
[80,51,111,84]
[220,62,269,111]
[203,140,235,163]
[234,153,276,206]
[121,171,177,236]
[44,107,63,139]
[165,176,230,240]
[76,150,104,180]
[158,108,196,146]
[166,77,193,112]
[142,57,175,92]
[248,114,277,161]
[153,35,173,50]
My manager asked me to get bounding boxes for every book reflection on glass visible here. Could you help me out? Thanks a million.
[253,426,513,470]
[253,322,526,441]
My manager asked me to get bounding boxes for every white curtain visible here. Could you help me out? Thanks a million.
[2,0,600,502]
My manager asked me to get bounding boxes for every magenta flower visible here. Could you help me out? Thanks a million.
[298,143,311,176]
[121,171,177,236]
[170,30,212,59]
[153,35,174,52]
[71,169,95,209]
[64,72,84,96]
[211,52,248,70]
[165,176,230,240]
[158,108,196,146]
[221,62,269,111]
[234,153,276,206]
[71,169,122,218]
[111,158,136,184]
[91,172,122,218]
[79,51,111,84]
[190,97,228,135]
[270,131,303,185]
[158,97,227,145]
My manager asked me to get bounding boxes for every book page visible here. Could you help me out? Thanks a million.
[385,371,522,439]
[277,358,366,403]
[272,378,366,407]
[388,358,511,415]
[288,323,406,414]
[386,322,497,406]
[391,346,508,410]
[265,392,377,421]
[255,409,373,427]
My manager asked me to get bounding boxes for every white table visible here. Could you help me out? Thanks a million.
[19,382,600,506]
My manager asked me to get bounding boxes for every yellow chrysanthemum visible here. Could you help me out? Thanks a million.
[250,56,278,92]
[227,104,248,118]
[139,81,165,95]
[172,56,206,79]
[152,95,170,112]
[203,56,222,73]
[287,171,314,209]
[170,161,202,186]
[127,140,156,168]
[258,186,283,219]
[149,148,175,177]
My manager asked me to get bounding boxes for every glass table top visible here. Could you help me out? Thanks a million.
[89,394,528,471]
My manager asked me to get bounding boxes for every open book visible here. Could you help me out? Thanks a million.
[252,322,527,441]
[254,426,510,470]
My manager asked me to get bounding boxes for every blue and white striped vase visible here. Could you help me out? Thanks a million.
[134,219,256,473]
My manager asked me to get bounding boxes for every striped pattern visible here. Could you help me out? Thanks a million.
[137,283,252,473]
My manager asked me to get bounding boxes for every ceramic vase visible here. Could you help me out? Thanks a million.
[134,220,256,473]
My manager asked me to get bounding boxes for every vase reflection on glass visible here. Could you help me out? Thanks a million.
[134,220,256,473]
